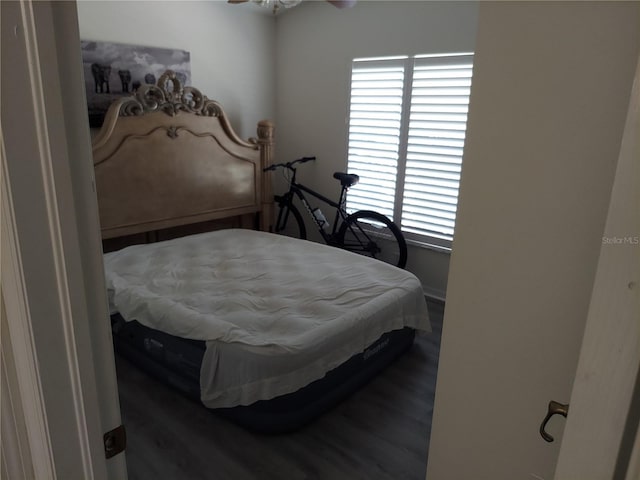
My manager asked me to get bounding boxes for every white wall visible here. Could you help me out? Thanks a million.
[426,2,640,479]
[76,0,276,139]
[275,1,479,297]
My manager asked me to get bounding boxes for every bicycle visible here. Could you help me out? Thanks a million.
[264,156,408,268]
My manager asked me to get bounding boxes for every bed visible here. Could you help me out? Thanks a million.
[93,71,431,433]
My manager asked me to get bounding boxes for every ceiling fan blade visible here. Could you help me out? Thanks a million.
[326,0,356,8]
[228,0,250,4]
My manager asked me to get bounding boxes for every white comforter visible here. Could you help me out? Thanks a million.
[104,229,430,407]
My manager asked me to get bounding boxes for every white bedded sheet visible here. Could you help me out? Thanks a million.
[104,229,430,407]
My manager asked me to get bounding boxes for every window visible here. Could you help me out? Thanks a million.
[346,53,474,250]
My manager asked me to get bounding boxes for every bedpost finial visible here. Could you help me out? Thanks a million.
[257,120,275,141]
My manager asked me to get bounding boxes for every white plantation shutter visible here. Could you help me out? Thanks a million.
[346,58,406,220]
[401,55,473,244]
[346,54,473,249]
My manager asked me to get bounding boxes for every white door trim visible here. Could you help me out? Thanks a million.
[554,54,640,480]
[1,1,124,478]
[19,3,95,473]
[1,131,55,480]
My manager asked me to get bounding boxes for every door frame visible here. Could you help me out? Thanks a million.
[1,1,126,478]
[1,132,54,480]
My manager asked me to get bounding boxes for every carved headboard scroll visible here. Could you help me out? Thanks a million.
[92,71,275,239]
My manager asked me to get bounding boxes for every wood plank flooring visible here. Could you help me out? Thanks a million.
[115,301,444,480]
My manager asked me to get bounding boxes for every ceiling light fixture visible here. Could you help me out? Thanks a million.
[228,0,356,15]
[255,0,301,14]
[227,0,301,15]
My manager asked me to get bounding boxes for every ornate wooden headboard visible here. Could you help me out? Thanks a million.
[92,71,274,241]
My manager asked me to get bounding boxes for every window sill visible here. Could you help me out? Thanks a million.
[406,237,452,254]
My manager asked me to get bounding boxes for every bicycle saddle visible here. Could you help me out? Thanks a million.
[333,172,359,187]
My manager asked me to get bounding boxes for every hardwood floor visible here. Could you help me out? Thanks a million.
[115,301,444,480]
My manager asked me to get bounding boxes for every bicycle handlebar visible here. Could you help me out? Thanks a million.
[263,156,316,172]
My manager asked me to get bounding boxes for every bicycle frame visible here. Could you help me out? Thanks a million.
[277,167,349,244]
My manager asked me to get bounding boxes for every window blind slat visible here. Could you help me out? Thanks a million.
[406,145,464,157]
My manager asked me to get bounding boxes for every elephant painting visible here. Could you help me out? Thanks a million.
[81,40,191,128]
[91,63,112,93]
[144,73,156,85]
[118,69,132,93]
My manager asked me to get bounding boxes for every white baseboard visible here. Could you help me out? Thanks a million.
[423,285,446,304]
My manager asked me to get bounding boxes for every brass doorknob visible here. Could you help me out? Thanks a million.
[540,400,569,442]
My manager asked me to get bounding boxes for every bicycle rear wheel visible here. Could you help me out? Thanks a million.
[274,201,307,240]
[336,210,407,268]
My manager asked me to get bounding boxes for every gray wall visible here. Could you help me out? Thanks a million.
[77,0,479,297]
[77,0,276,140]
[275,1,479,298]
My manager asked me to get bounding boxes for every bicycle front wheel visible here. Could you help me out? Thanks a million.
[274,201,307,240]
[336,210,407,268]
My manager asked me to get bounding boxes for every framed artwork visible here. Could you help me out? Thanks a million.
[81,40,191,127]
